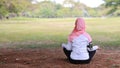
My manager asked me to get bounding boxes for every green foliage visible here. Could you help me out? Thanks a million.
[0,0,31,18]
[30,0,86,18]
[104,0,120,14]
[88,9,97,17]
[57,8,71,17]
[71,9,82,17]
[104,0,120,7]
[0,5,9,17]
[37,1,57,18]
[1,0,120,18]
[114,9,120,16]
[0,0,8,17]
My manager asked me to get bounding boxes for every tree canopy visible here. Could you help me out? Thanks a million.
[0,0,120,19]
[104,0,120,14]
[0,0,31,18]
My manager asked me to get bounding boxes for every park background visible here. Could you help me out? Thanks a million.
[0,0,120,68]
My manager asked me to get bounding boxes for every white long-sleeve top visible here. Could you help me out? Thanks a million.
[62,34,98,60]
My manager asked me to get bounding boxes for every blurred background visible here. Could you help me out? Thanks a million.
[0,0,120,19]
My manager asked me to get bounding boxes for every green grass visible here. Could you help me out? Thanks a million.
[0,17,120,49]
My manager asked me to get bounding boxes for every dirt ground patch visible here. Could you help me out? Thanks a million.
[0,48,120,68]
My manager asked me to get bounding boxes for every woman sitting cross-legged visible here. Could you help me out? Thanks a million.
[62,18,99,64]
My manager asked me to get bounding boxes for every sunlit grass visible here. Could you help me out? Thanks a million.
[0,17,120,49]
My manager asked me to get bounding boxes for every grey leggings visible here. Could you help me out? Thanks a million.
[63,48,96,64]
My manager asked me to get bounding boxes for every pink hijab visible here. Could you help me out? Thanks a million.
[68,18,92,42]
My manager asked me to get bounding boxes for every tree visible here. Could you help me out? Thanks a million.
[104,0,120,14]
[34,1,57,18]
[63,0,75,7]
[0,0,8,19]
[0,0,31,19]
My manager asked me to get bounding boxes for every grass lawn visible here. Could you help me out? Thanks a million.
[0,17,120,49]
